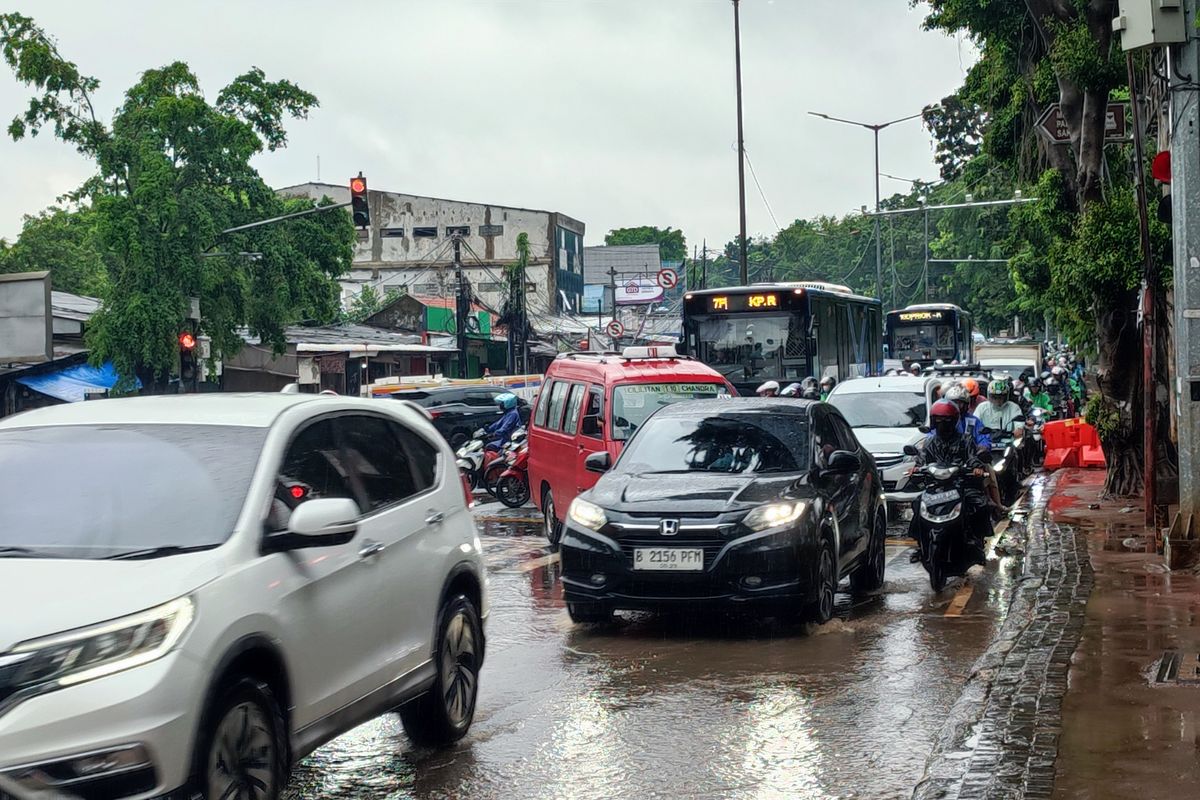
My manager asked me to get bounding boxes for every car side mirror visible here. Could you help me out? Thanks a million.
[585,451,612,473]
[903,444,920,457]
[266,497,359,553]
[826,450,861,473]
[581,415,602,436]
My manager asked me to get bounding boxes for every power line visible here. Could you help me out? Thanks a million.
[743,148,781,231]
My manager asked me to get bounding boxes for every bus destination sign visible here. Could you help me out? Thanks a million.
[709,293,781,312]
[897,310,947,323]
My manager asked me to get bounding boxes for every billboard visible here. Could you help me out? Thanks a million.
[0,271,52,363]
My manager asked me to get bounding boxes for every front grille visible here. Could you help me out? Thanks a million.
[874,454,906,469]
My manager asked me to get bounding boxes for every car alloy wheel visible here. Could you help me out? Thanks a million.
[805,541,836,624]
[441,605,480,729]
[496,474,530,508]
[203,679,284,800]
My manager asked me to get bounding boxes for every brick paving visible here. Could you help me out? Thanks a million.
[913,474,1095,800]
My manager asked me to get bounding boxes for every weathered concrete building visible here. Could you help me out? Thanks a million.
[279,182,586,315]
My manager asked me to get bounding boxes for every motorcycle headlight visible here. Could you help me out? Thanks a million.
[995,458,1006,473]
[743,502,806,532]
[5,597,194,700]
[568,498,607,531]
[928,466,959,480]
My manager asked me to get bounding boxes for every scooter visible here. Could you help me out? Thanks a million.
[481,428,526,494]
[1026,409,1046,466]
[494,437,531,508]
[456,428,491,490]
[989,434,1024,504]
[903,445,994,592]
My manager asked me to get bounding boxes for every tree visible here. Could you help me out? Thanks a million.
[0,14,354,389]
[0,206,109,296]
[340,284,404,324]
[604,226,687,261]
[920,0,1166,496]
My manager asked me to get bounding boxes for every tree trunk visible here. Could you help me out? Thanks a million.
[1095,288,1144,496]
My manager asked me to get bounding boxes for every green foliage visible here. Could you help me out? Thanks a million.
[0,15,353,387]
[340,284,403,324]
[1084,393,1122,441]
[604,226,686,262]
[1048,19,1123,93]
[0,206,109,296]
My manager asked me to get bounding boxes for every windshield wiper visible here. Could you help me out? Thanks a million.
[0,546,40,558]
[105,544,219,561]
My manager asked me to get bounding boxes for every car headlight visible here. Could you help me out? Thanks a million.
[568,498,607,531]
[743,502,806,532]
[5,596,194,699]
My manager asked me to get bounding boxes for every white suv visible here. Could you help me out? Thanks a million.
[0,394,487,800]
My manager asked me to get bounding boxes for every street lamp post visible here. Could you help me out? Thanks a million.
[808,110,926,304]
[733,0,748,284]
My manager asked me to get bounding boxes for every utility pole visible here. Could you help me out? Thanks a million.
[702,239,708,290]
[453,235,469,379]
[923,201,930,303]
[1128,53,1157,527]
[1171,0,1200,532]
[733,0,749,284]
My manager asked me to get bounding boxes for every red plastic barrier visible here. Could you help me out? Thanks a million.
[1041,420,1075,451]
[1044,446,1079,470]
[1079,445,1107,468]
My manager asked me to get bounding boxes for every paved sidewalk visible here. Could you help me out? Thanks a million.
[1051,472,1200,799]
[914,473,1095,799]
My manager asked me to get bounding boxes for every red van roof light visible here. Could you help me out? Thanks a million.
[621,345,682,361]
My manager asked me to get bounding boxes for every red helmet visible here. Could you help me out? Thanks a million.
[930,400,960,422]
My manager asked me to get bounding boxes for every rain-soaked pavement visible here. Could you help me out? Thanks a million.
[284,496,1029,800]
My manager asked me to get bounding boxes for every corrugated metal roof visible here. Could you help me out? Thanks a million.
[51,291,101,322]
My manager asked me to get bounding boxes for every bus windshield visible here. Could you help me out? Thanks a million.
[891,324,958,362]
[693,315,791,382]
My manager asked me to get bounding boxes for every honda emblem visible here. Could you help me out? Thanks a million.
[660,519,680,536]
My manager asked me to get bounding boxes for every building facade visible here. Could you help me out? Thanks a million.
[279,182,586,315]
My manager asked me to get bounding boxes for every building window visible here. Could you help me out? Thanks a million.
[445,225,470,237]
[478,224,504,237]
[413,227,438,238]
[478,282,504,293]
[415,283,442,295]
[380,228,405,238]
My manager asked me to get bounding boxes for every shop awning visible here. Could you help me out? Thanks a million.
[15,361,135,402]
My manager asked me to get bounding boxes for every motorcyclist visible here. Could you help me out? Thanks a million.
[756,380,780,397]
[911,399,990,565]
[974,379,1026,441]
[780,382,802,397]
[800,376,820,400]
[819,375,837,401]
[485,392,522,451]
[943,384,1002,516]
[909,362,923,376]
[961,377,984,413]
[1025,378,1053,412]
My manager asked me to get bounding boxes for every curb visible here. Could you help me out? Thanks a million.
[912,472,1095,799]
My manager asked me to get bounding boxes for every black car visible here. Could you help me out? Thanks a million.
[389,386,530,448]
[559,398,887,625]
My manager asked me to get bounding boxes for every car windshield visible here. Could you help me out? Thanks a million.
[830,390,926,428]
[610,382,729,441]
[0,424,266,559]
[618,413,809,473]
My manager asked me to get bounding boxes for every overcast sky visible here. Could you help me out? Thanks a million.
[1,0,975,251]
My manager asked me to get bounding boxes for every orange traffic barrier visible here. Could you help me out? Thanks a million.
[1041,418,1105,470]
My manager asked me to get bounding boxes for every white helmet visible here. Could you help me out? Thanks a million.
[944,385,968,404]
[756,380,781,397]
[780,382,802,397]
[909,362,922,374]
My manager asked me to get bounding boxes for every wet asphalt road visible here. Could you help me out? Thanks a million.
[284,502,1024,800]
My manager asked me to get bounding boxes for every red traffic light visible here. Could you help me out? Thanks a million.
[178,332,197,350]
[350,177,366,194]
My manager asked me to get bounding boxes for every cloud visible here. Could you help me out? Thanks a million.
[0,0,976,253]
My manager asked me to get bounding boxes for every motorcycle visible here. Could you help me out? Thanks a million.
[456,428,491,491]
[903,445,994,591]
[987,433,1024,504]
[481,428,526,494]
[494,437,531,508]
[1026,408,1046,466]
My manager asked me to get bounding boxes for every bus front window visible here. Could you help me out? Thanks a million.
[696,316,791,381]
[893,324,957,362]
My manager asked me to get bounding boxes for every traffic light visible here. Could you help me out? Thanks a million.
[350,173,370,228]
[178,329,197,388]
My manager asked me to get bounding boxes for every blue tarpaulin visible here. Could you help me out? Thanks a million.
[16,361,137,402]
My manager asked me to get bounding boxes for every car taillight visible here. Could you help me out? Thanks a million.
[429,409,444,418]
[460,472,474,508]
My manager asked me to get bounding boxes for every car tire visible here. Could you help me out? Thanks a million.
[542,490,562,546]
[195,677,287,800]
[851,510,887,594]
[567,601,613,624]
[804,538,837,625]
[399,593,482,748]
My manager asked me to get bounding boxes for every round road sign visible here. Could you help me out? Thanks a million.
[606,320,625,338]
[657,268,679,289]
